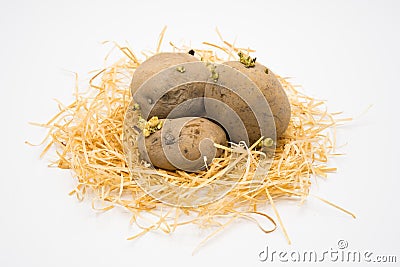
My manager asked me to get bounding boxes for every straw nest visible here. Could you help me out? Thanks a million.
[30,29,354,252]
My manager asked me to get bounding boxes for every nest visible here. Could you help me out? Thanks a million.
[30,29,354,253]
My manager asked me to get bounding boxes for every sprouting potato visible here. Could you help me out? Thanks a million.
[131,53,206,119]
[137,117,227,171]
[221,61,291,138]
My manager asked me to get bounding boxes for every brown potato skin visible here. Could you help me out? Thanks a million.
[131,52,199,94]
[204,79,265,146]
[138,118,227,171]
[218,61,291,140]
[131,53,205,119]
[141,82,206,119]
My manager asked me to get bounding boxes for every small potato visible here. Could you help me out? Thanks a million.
[221,61,291,137]
[137,117,227,171]
[131,53,206,119]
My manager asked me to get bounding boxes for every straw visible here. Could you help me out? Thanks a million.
[29,30,354,253]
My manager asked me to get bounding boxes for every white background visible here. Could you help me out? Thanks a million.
[1,0,399,266]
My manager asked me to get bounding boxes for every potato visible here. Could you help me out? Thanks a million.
[222,61,291,137]
[131,53,207,119]
[203,64,275,145]
[131,52,198,94]
[137,117,227,171]
[131,53,290,147]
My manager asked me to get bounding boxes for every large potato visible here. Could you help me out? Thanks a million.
[137,117,227,171]
[222,61,291,137]
[204,82,266,146]
[131,53,206,119]
[131,52,198,94]
[203,63,275,145]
